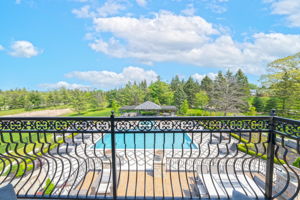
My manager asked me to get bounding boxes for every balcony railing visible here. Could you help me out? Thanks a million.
[0,112,299,199]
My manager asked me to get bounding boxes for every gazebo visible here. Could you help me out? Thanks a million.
[119,101,177,116]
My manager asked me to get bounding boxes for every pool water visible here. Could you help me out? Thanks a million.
[94,133,197,149]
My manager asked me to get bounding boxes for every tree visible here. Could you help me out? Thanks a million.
[173,85,187,109]
[246,106,257,116]
[0,95,5,110]
[263,52,300,116]
[264,98,278,113]
[27,92,42,109]
[235,69,250,97]
[111,99,119,113]
[179,99,189,115]
[71,90,87,114]
[183,77,200,107]
[148,80,173,105]
[235,69,250,112]
[170,75,183,91]
[211,71,247,116]
[89,90,106,110]
[201,76,213,94]
[252,96,264,112]
[194,91,209,109]
[46,93,56,107]
[59,88,70,105]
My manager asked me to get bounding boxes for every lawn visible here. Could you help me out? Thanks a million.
[0,105,70,116]
[63,108,115,117]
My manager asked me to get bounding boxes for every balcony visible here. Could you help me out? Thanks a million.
[0,113,299,199]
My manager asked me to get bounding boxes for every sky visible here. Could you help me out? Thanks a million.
[1,0,300,91]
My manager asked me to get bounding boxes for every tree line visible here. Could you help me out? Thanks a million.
[0,70,250,115]
[0,52,299,117]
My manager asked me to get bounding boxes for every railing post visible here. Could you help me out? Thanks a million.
[265,109,276,199]
[110,111,117,199]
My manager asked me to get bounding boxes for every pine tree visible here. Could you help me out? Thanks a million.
[173,85,187,109]
[264,98,278,113]
[253,96,264,112]
[179,100,189,115]
[71,90,87,114]
[201,75,213,94]
[183,77,200,107]
[235,69,250,97]
[211,71,247,115]
[170,75,182,91]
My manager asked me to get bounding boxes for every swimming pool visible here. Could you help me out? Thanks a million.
[94,133,198,149]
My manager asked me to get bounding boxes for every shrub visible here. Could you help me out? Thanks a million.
[3,162,34,177]
[292,157,300,168]
[231,133,286,165]
[44,178,55,195]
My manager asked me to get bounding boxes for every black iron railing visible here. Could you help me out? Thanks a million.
[0,112,299,199]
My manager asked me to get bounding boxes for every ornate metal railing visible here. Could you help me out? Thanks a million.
[0,113,299,199]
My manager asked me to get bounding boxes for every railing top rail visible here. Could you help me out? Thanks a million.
[0,116,111,120]
[114,115,271,120]
[0,115,272,120]
[274,116,300,125]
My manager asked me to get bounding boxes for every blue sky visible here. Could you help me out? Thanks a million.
[1,0,300,90]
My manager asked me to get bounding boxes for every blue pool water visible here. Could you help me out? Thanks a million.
[94,133,197,149]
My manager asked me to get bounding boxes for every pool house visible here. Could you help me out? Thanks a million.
[119,101,177,116]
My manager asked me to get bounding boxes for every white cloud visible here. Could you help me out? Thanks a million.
[97,0,127,17]
[267,0,300,27]
[9,41,41,58]
[40,81,90,90]
[88,12,300,74]
[192,73,217,82]
[66,66,158,88]
[73,0,127,18]
[16,0,21,4]
[0,45,4,51]
[181,4,196,16]
[72,5,94,18]
[136,0,147,7]
[202,0,228,14]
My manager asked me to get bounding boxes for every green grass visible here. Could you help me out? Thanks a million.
[0,133,78,176]
[0,105,70,116]
[184,108,240,116]
[0,108,26,116]
[64,108,115,117]
[231,133,286,165]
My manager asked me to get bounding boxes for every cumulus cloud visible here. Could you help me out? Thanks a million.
[66,66,158,88]
[0,45,4,51]
[88,11,300,74]
[266,0,300,27]
[40,81,90,90]
[9,41,41,58]
[192,73,217,82]
[72,0,127,18]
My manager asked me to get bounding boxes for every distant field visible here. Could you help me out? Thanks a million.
[0,105,70,117]
[0,108,26,116]
[64,108,114,117]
